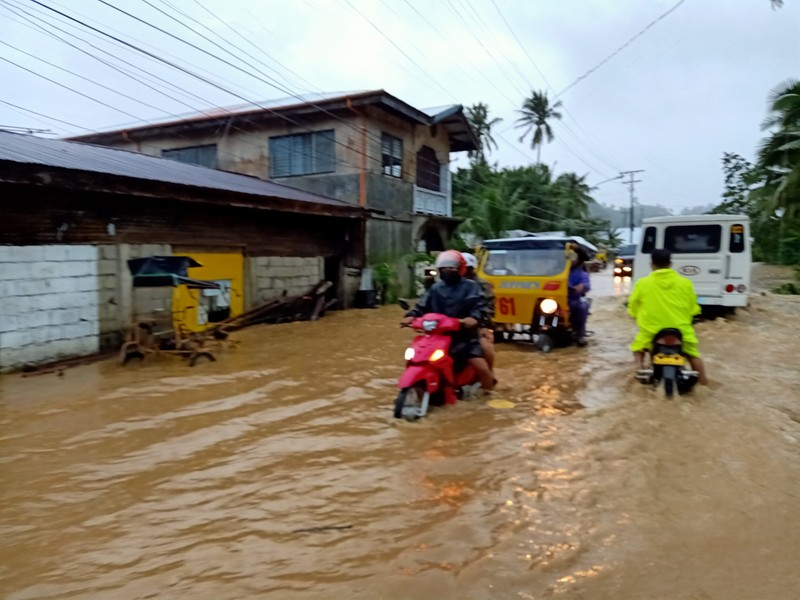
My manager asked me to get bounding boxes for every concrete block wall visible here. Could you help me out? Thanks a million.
[0,245,100,372]
[97,244,171,351]
[249,256,323,303]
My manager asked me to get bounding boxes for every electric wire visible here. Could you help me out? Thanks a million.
[558,0,688,96]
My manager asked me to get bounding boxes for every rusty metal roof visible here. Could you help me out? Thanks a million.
[66,90,479,153]
[0,130,359,211]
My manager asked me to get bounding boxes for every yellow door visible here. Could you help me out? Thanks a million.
[172,252,244,332]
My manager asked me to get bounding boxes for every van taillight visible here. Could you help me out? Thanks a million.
[725,284,735,293]
[737,284,747,293]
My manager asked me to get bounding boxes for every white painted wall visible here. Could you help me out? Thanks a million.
[0,245,100,372]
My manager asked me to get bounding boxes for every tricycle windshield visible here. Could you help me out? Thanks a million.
[484,248,566,277]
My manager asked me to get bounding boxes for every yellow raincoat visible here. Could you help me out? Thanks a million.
[628,268,702,357]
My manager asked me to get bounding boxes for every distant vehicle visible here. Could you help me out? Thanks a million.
[613,243,636,277]
[632,215,751,310]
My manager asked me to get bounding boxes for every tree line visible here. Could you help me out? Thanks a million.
[712,79,800,264]
[455,92,612,246]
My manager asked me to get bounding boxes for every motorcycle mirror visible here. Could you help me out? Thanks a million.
[398,299,410,310]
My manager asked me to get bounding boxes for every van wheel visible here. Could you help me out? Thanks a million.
[536,333,553,353]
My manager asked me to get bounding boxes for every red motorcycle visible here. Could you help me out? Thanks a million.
[395,310,480,420]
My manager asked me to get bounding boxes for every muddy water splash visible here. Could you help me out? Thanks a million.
[1,273,799,599]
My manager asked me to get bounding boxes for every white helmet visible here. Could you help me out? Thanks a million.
[462,252,479,270]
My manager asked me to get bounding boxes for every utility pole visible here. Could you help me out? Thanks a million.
[620,170,644,242]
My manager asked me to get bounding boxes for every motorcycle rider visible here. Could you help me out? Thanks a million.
[462,252,496,371]
[401,250,496,392]
[628,248,708,384]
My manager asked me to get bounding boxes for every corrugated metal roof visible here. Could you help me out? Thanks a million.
[94,90,373,134]
[67,90,479,153]
[0,130,356,209]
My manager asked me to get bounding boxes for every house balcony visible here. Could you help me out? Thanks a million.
[413,186,451,217]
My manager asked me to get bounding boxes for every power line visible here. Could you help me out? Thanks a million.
[340,0,457,102]
[487,0,624,174]
[558,0,687,96]
[0,38,173,116]
[89,0,441,174]
[0,0,237,112]
[183,0,321,94]
[0,4,371,174]
[0,53,149,122]
[0,98,100,133]
[28,1,387,169]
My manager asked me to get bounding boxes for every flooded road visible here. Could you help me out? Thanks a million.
[2,269,800,599]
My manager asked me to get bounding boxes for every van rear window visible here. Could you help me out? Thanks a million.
[641,226,657,253]
[729,224,745,253]
[664,225,722,254]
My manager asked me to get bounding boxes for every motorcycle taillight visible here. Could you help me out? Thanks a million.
[656,335,681,346]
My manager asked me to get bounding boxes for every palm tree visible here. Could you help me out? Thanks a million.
[758,79,800,218]
[553,172,595,219]
[515,90,563,164]
[465,103,502,163]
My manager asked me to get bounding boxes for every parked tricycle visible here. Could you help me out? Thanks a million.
[119,256,230,366]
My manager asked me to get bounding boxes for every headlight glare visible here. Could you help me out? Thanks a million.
[430,349,445,362]
[540,298,558,314]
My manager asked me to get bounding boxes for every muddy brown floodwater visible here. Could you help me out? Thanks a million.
[2,268,800,600]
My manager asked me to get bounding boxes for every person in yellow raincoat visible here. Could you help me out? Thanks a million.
[628,248,708,384]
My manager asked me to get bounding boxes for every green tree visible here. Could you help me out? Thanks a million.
[552,172,595,219]
[515,90,563,164]
[465,102,503,164]
[757,79,800,219]
[712,152,762,215]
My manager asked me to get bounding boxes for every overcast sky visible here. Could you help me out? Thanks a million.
[1,0,798,211]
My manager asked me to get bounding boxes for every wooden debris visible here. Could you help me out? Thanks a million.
[211,280,337,332]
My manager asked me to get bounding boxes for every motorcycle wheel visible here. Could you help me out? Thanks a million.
[536,333,553,353]
[393,388,408,419]
[394,385,430,420]
[663,366,676,398]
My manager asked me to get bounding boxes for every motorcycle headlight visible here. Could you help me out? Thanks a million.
[404,347,415,360]
[540,298,558,314]
[430,349,445,362]
[422,319,438,332]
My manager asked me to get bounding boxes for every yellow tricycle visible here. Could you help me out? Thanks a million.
[477,236,593,352]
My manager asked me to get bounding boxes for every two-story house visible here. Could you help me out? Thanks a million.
[69,90,479,262]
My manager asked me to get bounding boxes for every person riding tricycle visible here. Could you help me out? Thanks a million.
[476,236,594,352]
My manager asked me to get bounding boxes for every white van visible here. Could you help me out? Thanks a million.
[632,215,751,308]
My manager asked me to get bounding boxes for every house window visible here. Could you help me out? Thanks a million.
[382,133,403,178]
[416,145,440,191]
[162,144,217,168]
[269,130,335,177]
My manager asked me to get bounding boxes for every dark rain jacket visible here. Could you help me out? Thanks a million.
[406,277,488,342]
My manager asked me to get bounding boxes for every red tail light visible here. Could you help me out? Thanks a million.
[543,281,560,291]
[725,284,735,293]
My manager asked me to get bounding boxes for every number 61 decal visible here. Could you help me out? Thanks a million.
[498,297,516,316]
